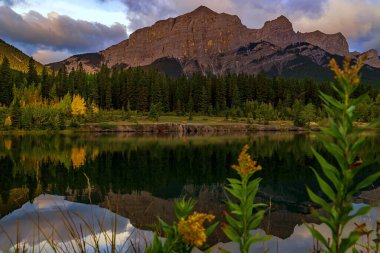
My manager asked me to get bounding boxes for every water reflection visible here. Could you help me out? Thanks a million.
[0,132,379,251]
[0,194,152,253]
[1,194,379,253]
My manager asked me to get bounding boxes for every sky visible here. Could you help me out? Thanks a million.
[0,0,379,64]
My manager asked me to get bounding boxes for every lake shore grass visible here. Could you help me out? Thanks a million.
[0,114,376,135]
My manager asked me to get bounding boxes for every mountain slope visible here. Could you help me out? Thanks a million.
[49,5,380,85]
[0,39,44,73]
[100,6,349,68]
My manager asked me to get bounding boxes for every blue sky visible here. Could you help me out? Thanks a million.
[0,0,380,63]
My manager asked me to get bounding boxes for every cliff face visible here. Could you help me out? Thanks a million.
[101,6,254,67]
[298,31,349,56]
[100,6,350,69]
[51,6,380,75]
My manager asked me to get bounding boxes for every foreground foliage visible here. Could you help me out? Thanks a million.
[307,55,380,253]
[222,145,270,253]
[146,198,218,253]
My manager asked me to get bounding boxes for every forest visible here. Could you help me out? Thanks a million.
[0,56,379,130]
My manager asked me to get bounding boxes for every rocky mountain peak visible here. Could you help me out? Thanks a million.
[57,6,364,73]
[263,15,293,31]
[190,5,216,15]
[259,15,298,47]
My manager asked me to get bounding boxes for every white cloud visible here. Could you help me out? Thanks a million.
[32,49,71,64]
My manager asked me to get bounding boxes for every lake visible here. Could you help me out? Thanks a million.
[0,132,379,252]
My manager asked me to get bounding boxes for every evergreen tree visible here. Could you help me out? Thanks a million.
[188,94,194,121]
[10,97,21,129]
[231,79,240,108]
[27,57,38,86]
[199,86,210,114]
[41,66,49,99]
[0,57,13,106]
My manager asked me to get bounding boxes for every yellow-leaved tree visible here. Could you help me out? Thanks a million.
[4,116,12,126]
[71,94,86,117]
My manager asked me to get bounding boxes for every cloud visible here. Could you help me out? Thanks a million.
[0,5,127,60]
[0,0,25,6]
[32,49,71,64]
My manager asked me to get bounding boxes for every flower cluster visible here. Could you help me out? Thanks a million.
[329,54,367,86]
[231,144,262,177]
[177,212,215,247]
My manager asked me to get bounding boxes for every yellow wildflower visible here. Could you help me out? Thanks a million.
[329,54,367,86]
[231,144,262,177]
[71,147,86,169]
[4,116,12,126]
[177,212,215,247]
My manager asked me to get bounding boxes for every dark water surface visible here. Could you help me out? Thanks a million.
[0,132,379,251]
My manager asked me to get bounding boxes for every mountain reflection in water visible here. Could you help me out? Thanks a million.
[0,132,379,252]
[1,194,379,253]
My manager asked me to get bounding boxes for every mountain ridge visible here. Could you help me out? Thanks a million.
[0,39,44,73]
[40,6,380,80]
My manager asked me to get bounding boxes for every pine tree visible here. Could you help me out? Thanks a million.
[199,86,210,114]
[10,97,21,129]
[27,57,38,86]
[0,57,13,106]
[231,79,240,108]
[188,93,194,121]
[41,66,49,99]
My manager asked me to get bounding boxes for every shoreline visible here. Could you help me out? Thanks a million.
[0,121,376,135]
[79,122,317,134]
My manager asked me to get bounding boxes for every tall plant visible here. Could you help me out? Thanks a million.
[307,55,380,253]
[222,145,270,253]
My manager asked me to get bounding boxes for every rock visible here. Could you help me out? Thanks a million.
[100,6,350,69]
[363,49,380,68]
[258,15,299,48]
[297,30,349,56]
[53,6,377,75]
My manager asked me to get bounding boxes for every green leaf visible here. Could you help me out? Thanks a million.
[225,213,242,230]
[246,232,270,249]
[222,225,241,243]
[320,93,343,110]
[227,178,242,185]
[340,231,361,252]
[307,187,331,212]
[354,171,380,192]
[305,224,330,249]
[347,205,372,221]
[312,148,339,188]
[311,167,336,201]
[225,186,242,200]
[248,210,266,230]
[205,221,219,237]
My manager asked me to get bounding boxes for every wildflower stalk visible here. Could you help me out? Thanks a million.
[307,55,380,253]
[222,145,269,253]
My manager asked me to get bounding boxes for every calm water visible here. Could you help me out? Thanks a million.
[0,132,379,251]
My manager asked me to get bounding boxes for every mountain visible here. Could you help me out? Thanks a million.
[0,39,44,73]
[49,6,380,82]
